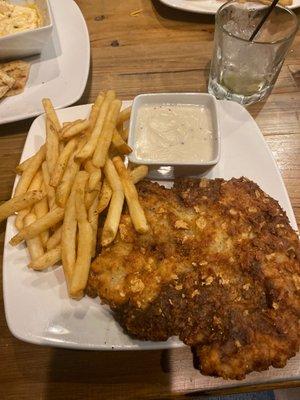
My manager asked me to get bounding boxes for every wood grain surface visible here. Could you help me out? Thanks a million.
[0,1,300,399]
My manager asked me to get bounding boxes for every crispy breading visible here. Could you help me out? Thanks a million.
[87,178,300,380]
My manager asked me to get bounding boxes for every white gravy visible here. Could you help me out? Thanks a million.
[134,104,216,163]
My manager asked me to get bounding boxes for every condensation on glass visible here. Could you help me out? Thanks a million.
[208,1,298,105]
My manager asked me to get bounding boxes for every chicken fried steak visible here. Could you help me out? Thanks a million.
[87,178,300,380]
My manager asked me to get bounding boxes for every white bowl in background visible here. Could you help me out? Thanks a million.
[0,0,53,60]
[128,93,221,179]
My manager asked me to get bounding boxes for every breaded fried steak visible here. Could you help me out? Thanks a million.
[87,178,300,380]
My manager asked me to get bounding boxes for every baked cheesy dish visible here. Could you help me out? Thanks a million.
[0,0,42,37]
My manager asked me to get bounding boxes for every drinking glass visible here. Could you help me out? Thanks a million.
[208,0,298,105]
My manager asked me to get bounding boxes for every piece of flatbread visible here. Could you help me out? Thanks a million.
[0,70,15,99]
[0,60,30,97]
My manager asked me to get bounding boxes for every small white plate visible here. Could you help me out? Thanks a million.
[0,0,90,125]
[159,0,300,15]
[3,100,300,389]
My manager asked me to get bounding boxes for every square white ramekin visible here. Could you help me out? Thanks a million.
[0,0,53,60]
[127,93,220,178]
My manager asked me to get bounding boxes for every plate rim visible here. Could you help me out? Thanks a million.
[158,0,299,15]
[0,0,90,125]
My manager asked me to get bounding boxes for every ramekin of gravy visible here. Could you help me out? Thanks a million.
[128,93,220,178]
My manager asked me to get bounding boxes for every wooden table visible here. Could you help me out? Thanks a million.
[1,1,300,398]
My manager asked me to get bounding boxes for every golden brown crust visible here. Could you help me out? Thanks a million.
[87,178,300,380]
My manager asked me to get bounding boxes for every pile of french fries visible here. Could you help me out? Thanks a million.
[0,91,149,299]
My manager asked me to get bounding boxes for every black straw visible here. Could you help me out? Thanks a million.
[249,0,280,42]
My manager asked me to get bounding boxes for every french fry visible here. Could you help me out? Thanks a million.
[16,153,35,174]
[61,171,88,290]
[10,207,64,246]
[74,171,89,220]
[130,165,149,183]
[113,156,149,233]
[92,99,122,168]
[50,138,77,187]
[120,127,129,141]
[108,143,120,159]
[15,170,43,230]
[69,171,92,299]
[117,106,131,125]
[46,226,62,251]
[112,129,132,155]
[97,179,112,213]
[28,169,43,189]
[42,98,61,134]
[104,158,123,187]
[62,122,73,129]
[42,162,56,210]
[29,246,61,270]
[84,160,102,200]
[88,193,99,258]
[24,213,44,261]
[88,169,102,192]
[56,154,79,208]
[59,141,64,154]
[70,220,93,299]
[76,90,115,161]
[34,183,49,247]
[101,190,124,246]
[0,190,43,223]
[61,119,90,139]
[83,159,97,174]
[61,120,80,135]
[15,209,30,231]
[14,145,46,197]
[85,190,99,210]
[86,93,105,136]
[101,159,124,246]
[45,117,60,175]
[61,177,79,288]
[104,158,123,191]
[97,165,148,246]
[75,135,87,156]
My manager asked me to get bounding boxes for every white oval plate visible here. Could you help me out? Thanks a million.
[0,0,90,125]
[159,0,300,15]
[3,99,300,390]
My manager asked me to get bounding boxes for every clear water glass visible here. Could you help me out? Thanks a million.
[208,1,298,105]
